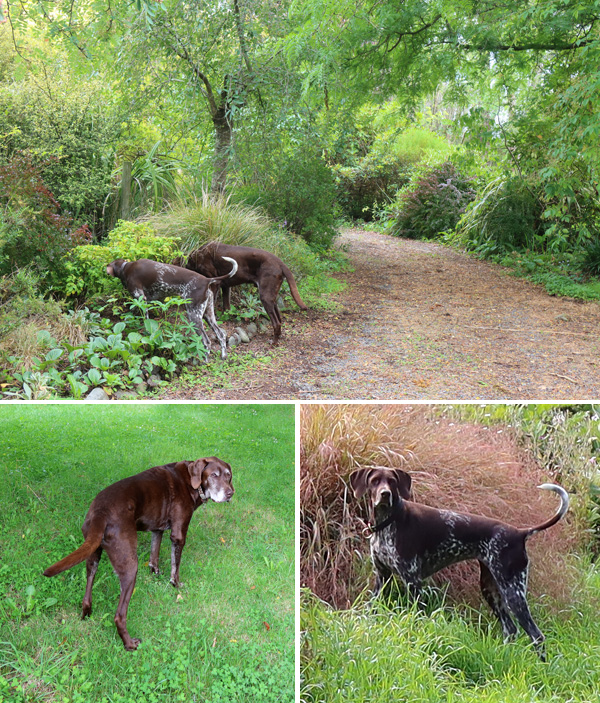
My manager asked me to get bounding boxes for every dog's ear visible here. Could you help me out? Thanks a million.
[392,469,412,500]
[349,468,373,500]
[187,458,209,489]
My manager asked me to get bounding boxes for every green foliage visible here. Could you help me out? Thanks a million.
[334,126,453,221]
[442,404,600,541]
[110,141,185,221]
[456,177,544,256]
[0,66,118,227]
[0,268,80,376]
[498,251,600,301]
[581,237,600,278]
[302,572,600,703]
[55,220,181,298]
[387,161,475,239]
[1,297,210,399]
[244,148,338,250]
[0,153,92,277]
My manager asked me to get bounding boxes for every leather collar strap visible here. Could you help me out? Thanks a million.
[371,499,402,533]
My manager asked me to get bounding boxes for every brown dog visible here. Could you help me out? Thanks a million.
[43,458,234,650]
[350,467,568,660]
[178,243,307,338]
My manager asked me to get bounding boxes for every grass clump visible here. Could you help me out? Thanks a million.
[148,191,320,279]
[301,565,600,703]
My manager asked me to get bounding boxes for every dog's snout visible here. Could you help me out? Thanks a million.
[375,487,393,506]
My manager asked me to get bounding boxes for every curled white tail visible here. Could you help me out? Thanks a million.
[527,483,569,536]
[221,256,238,278]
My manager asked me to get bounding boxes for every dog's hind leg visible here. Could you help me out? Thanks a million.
[149,530,163,575]
[479,561,518,641]
[186,302,212,356]
[491,562,546,660]
[81,545,103,618]
[105,529,141,651]
[258,288,283,338]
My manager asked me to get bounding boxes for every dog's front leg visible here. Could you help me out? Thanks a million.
[186,304,212,356]
[169,529,187,587]
[132,288,149,319]
[149,530,163,575]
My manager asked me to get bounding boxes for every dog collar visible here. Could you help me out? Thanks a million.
[363,500,402,538]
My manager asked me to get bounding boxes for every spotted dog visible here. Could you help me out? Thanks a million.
[349,467,569,660]
[106,257,238,359]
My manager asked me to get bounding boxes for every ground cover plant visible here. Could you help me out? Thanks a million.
[301,403,600,702]
[0,403,295,703]
[0,195,347,399]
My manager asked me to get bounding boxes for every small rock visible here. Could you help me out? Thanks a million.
[115,390,138,400]
[146,374,162,388]
[259,322,270,334]
[246,322,258,337]
[228,334,240,348]
[235,327,250,343]
[135,382,148,393]
[86,387,109,401]
[277,296,285,310]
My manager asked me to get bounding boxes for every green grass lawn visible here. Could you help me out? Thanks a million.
[0,403,295,703]
[301,563,600,703]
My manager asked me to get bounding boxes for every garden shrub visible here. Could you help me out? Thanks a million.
[1,299,209,400]
[580,237,600,278]
[387,161,475,239]
[54,220,181,298]
[0,268,87,376]
[334,158,407,221]
[0,67,117,231]
[456,176,544,256]
[0,153,92,277]
[255,149,338,250]
[334,127,453,221]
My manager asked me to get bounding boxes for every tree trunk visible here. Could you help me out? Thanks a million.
[211,107,232,194]
[121,160,132,220]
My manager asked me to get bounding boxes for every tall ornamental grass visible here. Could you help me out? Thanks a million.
[148,192,319,278]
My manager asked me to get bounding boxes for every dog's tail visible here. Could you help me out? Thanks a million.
[210,256,238,282]
[43,523,105,577]
[525,484,569,537]
[281,263,308,310]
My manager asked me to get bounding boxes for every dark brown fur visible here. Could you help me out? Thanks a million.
[44,458,234,650]
[178,243,307,338]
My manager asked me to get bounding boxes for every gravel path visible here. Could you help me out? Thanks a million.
[163,228,600,400]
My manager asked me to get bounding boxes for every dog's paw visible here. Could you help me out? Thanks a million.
[125,638,141,651]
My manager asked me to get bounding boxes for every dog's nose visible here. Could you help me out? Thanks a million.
[377,489,392,505]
